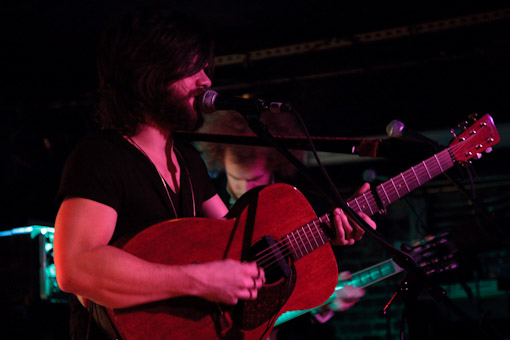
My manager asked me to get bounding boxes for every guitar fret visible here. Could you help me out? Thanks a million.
[320,214,330,226]
[296,228,308,255]
[290,231,304,258]
[313,220,325,244]
[411,166,421,186]
[362,192,374,215]
[318,215,332,244]
[353,197,362,213]
[308,224,320,248]
[286,234,296,258]
[422,160,432,179]
[407,169,419,191]
[380,183,390,206]
[434,154,444,173]
[401,173,410,193]
[390,178,401,198]
[296,229,307,256]
[301,227,311,254]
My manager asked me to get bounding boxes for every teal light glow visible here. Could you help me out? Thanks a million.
[47,263,57,277]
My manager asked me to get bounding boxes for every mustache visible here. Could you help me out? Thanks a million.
[189,88,206,99]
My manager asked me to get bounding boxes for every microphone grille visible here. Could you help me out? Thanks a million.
[198,90,219,114]
[386,119,405,137]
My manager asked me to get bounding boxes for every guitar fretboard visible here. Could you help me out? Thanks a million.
[347,147,454,216]
[283,147,455,261]
[284,214,333,261]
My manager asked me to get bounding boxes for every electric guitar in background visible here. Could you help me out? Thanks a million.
[107,114,499,340]
[274,232,458,326]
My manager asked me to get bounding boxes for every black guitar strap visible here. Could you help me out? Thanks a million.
[87,300,121,340]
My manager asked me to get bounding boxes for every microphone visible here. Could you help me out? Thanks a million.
[373,120,445,158]
[385,119,444,152]
[197,90,292,114]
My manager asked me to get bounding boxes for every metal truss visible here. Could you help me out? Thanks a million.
[215,8,510,67]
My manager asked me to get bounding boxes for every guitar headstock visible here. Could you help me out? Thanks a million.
[449,113,500,164]
[403,232,459,276]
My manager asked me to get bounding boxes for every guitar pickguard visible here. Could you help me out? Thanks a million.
[233,264,297,330]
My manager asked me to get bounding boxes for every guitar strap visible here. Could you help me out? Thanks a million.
[87,300,121,340]
[240,195,259,261]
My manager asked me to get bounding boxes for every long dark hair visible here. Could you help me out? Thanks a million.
[94,6,214,136]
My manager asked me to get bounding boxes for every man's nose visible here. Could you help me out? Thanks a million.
[196,69,211,88]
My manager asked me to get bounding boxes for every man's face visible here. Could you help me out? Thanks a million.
[224,148,273,200]
[171,69,211,111]
[151,69,212,131]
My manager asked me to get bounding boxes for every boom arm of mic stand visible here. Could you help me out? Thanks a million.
[175,131,383,156]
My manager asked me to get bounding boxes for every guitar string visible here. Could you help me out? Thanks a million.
[375,150,452,202]
[251,216,333,273]
[251,140,472,274]
[365,130,485,203]
[349,146,455,212]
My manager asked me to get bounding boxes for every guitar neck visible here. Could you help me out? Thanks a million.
[283,147,455,261]
[347,147,455,216]
[274,258,403,326]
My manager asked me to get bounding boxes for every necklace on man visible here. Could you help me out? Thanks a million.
[127,137,179,218]
[127,137,197,218]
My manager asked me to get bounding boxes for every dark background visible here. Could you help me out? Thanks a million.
[2,1,509,228]
[1,1,509,339]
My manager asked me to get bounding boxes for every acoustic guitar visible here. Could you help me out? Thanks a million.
[107,114,499,340]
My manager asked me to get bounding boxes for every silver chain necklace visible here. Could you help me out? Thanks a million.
[127,137,196,218]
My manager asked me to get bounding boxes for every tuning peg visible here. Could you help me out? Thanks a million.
[468,113,478,121]
[485,147,493,153]
[465,151,482,159]
[450,128,457,138]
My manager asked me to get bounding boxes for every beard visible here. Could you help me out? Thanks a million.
[149,87,205,132]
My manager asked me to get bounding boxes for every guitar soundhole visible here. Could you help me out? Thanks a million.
[232,236,296,330]
[247,235,292,284]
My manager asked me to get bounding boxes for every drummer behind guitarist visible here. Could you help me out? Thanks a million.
[53,5,376,340]
[198,110,369,339]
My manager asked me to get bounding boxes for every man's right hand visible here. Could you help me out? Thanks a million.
[187,259,265,304]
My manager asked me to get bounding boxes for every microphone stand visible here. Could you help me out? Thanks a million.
[237,109,496,340]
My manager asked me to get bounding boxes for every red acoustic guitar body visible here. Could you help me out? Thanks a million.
[108,183,339,340]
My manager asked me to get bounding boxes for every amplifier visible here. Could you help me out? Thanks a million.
[0,225,68,304]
